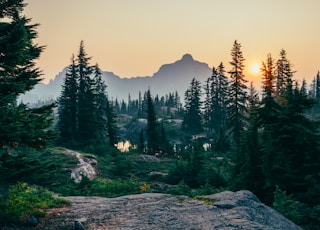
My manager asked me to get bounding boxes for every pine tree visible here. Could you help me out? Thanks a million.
[232,82,264,197]
[137,91,143,118]
[76,41,95,145]
[256,54,280,196]
[93,63,108,140]
[275,49,294,102]
[0,0,55,149]
[227,40,248,147]
[138,130,145,153]
[146,90,159,154]
[203,77,212,130]
[57,54,78,144]
[120,100,127,114]
[182,78,203,133]
[106,97,118,146]
[159,121,172,155]
[207,63,229,135]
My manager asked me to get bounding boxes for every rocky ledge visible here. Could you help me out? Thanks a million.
[5,190,302,230]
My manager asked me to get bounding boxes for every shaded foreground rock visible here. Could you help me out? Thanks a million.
[4,190,301,230]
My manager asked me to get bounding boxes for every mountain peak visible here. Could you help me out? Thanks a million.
[181,53,193,61]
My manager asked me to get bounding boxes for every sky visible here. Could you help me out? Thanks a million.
[24,0,320,86]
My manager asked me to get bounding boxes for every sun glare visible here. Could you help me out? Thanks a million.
[251,64,260,74]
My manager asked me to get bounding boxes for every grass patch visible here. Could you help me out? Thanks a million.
[0,182,69,225]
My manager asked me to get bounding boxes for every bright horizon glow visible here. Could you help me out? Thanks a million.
[23,0,320,86]
[251,64,260,74]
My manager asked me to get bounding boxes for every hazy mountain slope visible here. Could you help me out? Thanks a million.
[21,54,212,103]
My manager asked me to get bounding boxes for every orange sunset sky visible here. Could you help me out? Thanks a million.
[24,0,320,87]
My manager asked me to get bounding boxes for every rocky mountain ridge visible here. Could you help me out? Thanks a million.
[21,54,212,104]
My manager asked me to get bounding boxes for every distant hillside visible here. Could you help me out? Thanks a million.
[21,54,212,104]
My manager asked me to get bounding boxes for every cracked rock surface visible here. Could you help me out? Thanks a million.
[4,190,302,230]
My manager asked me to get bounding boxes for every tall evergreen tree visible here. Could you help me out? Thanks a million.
[106,97,118,146]
[76,41,95,144]
[227,40,248,147]
[203,77,212,129]
[146,90,159,154]
[232,82,264,197]
[256,54,280,197]
[209,63,229,134]
[0,0,55,149]
[275,49,294,103]
[216,62,229,130]
[57,55,78,144]
[93,63,108,140]
[182,78,203,133]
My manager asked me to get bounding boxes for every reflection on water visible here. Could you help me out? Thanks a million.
[116,140,136,152]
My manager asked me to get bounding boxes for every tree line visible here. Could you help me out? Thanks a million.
[112,90,182,118]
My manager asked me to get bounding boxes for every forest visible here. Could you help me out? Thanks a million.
[1,0,320,229]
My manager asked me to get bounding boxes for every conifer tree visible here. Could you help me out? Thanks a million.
[0,0,55,149]
[203,77,211,130]
[57,55,78,144]
[138,130,145,153]
[256,54,280,196]
[275,49,294,102]
[106,97,118,146]
[182,78,203,133]
[227,40,248,147]
[232,82,264,197]
[159,121,172,155]
[93,63,108,139]
[137,91,143,118]
[76,41,95,144]
[207,63,229,134]
[146,90,159,154]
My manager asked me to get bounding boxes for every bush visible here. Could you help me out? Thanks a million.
[167,180,191,196]
[0,182,69,224]
[272,185,306,226]
[0,147,77,188]
[61,177,141,198]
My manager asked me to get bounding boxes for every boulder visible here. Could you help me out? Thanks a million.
[11,190,302,229]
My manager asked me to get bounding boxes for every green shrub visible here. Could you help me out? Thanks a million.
[167,180,191,196]
[272,185,306,226]
[61,177,140,198]
[0,182,69,224]
[91,178,141,197]
[192,182,215,196]
[0,147,77,188]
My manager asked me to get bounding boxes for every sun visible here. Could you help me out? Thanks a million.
[251,64,260,74]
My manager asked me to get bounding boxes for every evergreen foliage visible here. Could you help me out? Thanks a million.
[57,55,78,144]
[106,97,119,146]
[182,78,203,133]
[231,50,320,212]
[227,40,248,147]
[204,63,229,135]
[57,42,118,147]
[0,0,55,152]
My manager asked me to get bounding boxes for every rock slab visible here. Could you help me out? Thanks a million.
[4,190,302,230]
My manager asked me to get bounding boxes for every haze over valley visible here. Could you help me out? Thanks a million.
[22,54,212,104]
